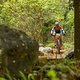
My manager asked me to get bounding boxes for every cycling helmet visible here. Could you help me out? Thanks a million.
[55,22,59,25]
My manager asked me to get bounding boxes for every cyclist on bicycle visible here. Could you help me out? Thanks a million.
[51,21,65,49]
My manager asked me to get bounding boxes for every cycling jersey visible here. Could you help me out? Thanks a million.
[53,25,62,33]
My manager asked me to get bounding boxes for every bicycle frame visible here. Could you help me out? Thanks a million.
[55,34,61,54]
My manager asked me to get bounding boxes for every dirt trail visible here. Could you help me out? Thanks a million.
[38,48,74,60]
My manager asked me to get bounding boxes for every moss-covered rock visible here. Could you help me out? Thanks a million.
[0,25,39,76]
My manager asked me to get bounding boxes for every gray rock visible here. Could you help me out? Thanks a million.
[39,47,52,53]
[62,48,74,59]
[0,25,39,76]
[39,43,44,47]
[64,48,74,59]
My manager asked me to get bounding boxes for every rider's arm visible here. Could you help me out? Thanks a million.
[51,28,54,34]
[59,25,65,35]
[62,29,65,34]
[51,26,56,36]
[61,29,65,34]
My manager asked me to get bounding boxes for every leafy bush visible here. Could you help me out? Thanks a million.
[19,71,27,80]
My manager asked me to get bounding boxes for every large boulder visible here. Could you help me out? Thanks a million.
[0,25,39,76]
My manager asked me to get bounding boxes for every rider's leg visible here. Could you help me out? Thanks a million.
[53,35,56,48]
[60,36,63,49]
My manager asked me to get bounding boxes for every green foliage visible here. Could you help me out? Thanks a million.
[0,59,80,80]
[19,71,27,80]
[28,73,35,80]
[47,70,60,80]
[0,78,6,80]
[0,0,74,43]
[5,69,13,80]
[45,42,54,47]
[45,42,73,49]
[63,42,73,49]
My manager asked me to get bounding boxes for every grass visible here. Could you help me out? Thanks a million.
[63,42,74,50]
[45,42,73,50]
[45,42,54,47]
[0,59,80,80]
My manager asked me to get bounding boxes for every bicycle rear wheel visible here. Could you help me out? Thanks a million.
[56,39,60,54]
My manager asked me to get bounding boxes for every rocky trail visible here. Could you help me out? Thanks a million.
[38,47,74,60]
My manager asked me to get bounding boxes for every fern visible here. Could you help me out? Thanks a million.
[0,77,6,80]
[5,69,13,80]
[28,73,35,80]
[19,71,27,80]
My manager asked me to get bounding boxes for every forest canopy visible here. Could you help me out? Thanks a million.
[0,0,74,43]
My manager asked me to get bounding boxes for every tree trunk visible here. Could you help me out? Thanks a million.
[74,0,80,59]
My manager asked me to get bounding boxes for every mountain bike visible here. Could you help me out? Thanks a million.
[55,34,61,54]
[54,33,63,59]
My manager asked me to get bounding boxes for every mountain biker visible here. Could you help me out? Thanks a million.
[51,21,65,49]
